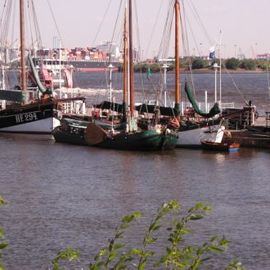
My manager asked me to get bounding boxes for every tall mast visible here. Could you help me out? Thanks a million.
[128,0,135,116]
[122,5,128,121]
[174,0,181,116]
[19,0,27,94]
[219,30,222,108]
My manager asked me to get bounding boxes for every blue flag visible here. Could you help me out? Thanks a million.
[209,46,216,60]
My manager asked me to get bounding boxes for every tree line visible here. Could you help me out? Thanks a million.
[130,57,270,73]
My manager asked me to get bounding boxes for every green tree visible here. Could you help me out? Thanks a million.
[256,60,270,71]
[225,58,240,70]
[240,59,256,70]
[191,58,208,69]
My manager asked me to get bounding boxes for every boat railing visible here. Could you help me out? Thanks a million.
[175,101,234,115]
[220,102,235,109]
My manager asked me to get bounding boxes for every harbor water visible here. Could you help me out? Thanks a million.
[1,72,270,269]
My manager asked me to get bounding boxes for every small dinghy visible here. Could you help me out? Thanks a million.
[201,126,240,152]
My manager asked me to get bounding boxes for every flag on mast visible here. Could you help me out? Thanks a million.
[209,46,216,60]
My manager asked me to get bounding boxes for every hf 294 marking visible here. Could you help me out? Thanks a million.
[15,112,38,123]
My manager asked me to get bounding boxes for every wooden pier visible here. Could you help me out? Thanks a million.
[223,114,270,149]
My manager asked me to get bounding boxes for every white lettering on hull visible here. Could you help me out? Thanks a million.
[15,112,38,124]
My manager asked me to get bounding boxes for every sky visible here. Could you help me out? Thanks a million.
[2,0,270,59]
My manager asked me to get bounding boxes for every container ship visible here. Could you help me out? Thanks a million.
[65,59,120,72]
[36,42,122,73]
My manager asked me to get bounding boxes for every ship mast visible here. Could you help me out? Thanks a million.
[19,0,27,96]
[128,0,135,116]
[174,0,181,116]
[122,5,128,122]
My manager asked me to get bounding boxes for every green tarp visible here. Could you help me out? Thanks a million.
[184,81,221,118]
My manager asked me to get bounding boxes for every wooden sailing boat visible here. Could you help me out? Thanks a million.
[94,0,220,148]
[54,0,177,150]
[83,0,177,150]
[0,0,84,134]
[0,0,56,134]
[165,0,221,148]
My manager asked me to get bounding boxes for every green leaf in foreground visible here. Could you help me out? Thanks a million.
[51,247,80,270]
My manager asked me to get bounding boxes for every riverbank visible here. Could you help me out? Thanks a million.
[184,68,267,74]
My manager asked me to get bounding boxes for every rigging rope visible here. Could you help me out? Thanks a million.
[92,0,112,46]
[0,0,8,46]
[144,0,163,58]
[133,0,149,105]
[224,68,249,105]
[46,0,64,47]
[107,0,124,62]
[27,0,35,49]
[10,0,16,48]
[134,0,141,61]
[30,0,42,48]
[157,0,174,60]
[0,0,12,47]
[181,0,196,98]
[188,0,214,46]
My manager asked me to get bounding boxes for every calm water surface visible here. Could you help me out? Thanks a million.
[74,71,270,113]
[1,135,270,269]
[1,73,270,269]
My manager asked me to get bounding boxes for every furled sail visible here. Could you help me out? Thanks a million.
[184,81,220,118]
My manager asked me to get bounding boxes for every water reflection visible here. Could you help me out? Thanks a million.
[0,134,270,269]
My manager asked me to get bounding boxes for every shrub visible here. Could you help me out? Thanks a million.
[191,58,208,69]
[225,58,240,70]
[240,59,256,70]
[52,200,245,270]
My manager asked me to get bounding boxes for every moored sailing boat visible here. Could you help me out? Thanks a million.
[172,0,221,148]
[0,0,84,134]
[105,0,221,148]
[53,0,178,150]
[0,0,58,134]
[84,0,177,150]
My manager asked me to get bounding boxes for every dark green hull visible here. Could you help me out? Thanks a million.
[53,117,89,145]
[53,117,178,151]
[96,130,178,151]
[53,127,177,151]
[53,126,87,145]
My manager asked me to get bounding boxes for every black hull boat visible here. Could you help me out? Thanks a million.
[53,118,88,145]
[0,99,59,134]
[0,1,88,136]
[0,96,86,135]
